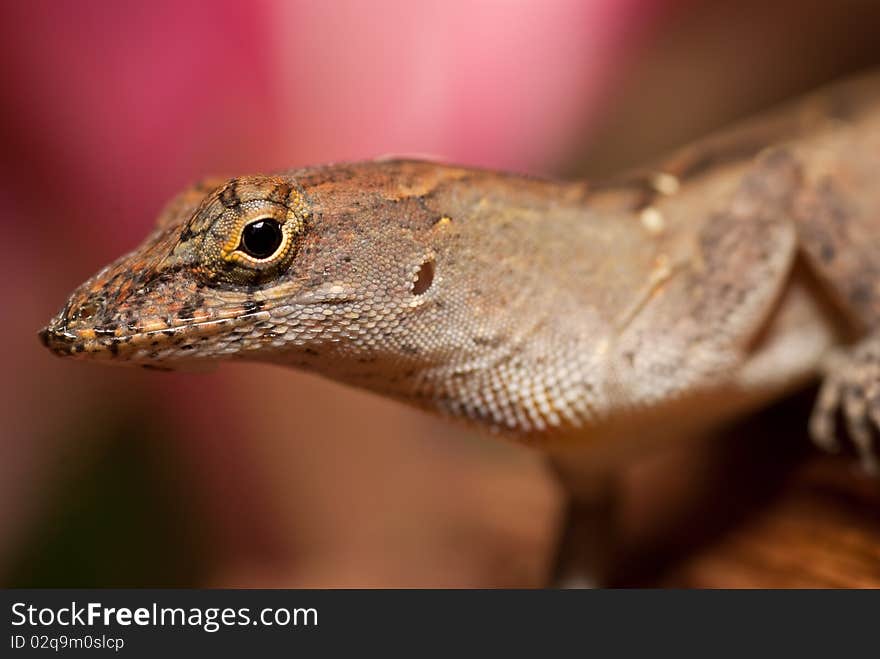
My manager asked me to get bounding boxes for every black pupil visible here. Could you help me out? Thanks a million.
[240,219,283,259]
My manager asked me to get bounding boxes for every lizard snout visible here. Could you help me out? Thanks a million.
[38,297,121,359]
[38,317,135,360]
[38,322,79,357]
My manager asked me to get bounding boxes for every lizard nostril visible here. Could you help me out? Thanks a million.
[412,259,434,296]
[75,301,100,320]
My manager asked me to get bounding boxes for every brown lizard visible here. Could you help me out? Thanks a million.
[39,70,880,498]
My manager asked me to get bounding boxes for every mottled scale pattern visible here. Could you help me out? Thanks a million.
[39,70,880,472]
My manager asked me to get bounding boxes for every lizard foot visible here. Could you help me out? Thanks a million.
[810,337,880,474]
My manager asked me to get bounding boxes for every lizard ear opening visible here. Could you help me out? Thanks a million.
[412,258,435,296]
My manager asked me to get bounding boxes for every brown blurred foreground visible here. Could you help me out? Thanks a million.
[654,457,880,587]
[608,390,880,588]
[219,386,880,589]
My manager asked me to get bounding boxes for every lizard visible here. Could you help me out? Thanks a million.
[39,70,880,504]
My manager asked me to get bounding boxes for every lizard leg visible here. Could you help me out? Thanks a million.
[784,93,880,473]
[810,332,880,474]
[550,474,619,587]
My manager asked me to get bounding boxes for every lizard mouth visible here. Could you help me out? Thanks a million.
[38,321,143,359]
[38,317,169,360]
[39,324,80,356]
[38,308,273,362]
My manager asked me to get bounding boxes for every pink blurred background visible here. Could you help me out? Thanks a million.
[2,0,879,587]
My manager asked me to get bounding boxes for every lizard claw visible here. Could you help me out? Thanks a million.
[810,343,880,475]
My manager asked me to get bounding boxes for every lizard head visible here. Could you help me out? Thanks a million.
[40,161,463,385]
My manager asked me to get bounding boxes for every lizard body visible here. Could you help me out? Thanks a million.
[40,70,880,483]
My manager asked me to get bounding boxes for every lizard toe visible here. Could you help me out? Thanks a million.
[809,371,844,453]
[842,384,878,474]
[811,338,880,474]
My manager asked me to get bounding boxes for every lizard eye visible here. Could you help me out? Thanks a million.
[239,218,284,260]
[198,176,310,286]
